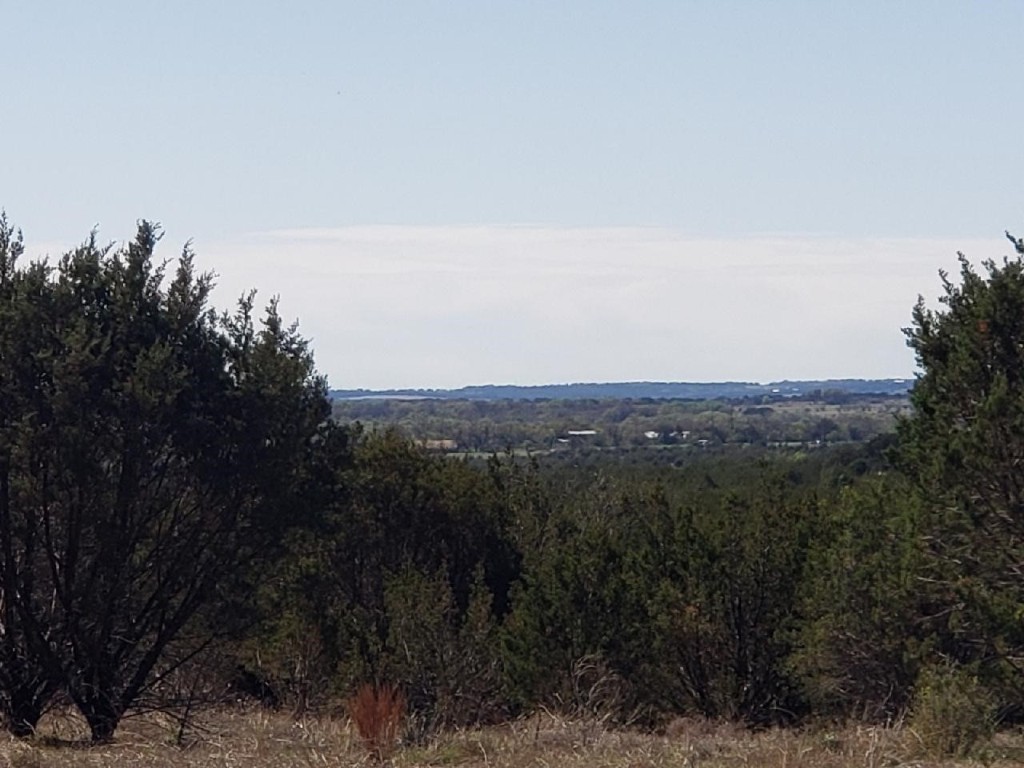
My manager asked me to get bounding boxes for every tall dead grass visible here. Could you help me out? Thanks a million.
[0,707,1021,767]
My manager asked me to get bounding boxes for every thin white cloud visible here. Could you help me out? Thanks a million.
[209,226,1012,389]
[29,226,1011,390]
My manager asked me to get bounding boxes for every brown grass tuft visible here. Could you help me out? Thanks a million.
[346,682,407,762]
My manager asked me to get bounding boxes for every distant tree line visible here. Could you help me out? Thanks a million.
[330,378,910,401]
[332,394,906,453]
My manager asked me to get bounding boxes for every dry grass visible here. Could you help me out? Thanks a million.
[0,707,1021,767]
[347,683,407,762]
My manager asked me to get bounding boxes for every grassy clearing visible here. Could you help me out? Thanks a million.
[2,709,1024,767]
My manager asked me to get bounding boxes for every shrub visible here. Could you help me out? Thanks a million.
[908,663,996,758]
[381,566,506,737]
[347,682,407,762]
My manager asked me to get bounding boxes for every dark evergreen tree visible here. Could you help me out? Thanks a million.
[0,218,335,741]
[0,214,62,736]
[899,233,1024,699]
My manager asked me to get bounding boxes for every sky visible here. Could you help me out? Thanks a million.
[3,1,1023,389]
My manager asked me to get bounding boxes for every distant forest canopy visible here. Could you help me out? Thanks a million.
[331,378,911,401]
[332,388,908,453]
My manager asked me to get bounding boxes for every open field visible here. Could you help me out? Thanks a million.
[3,709,1024,768]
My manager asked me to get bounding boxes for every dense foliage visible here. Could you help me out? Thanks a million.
[1,214,1022,754]
[897,233,1024,709]
[0,217,340,740]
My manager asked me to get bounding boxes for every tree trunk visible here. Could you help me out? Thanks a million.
[79,697,121,743]
[0,652,58,737]
[4,686,50,737]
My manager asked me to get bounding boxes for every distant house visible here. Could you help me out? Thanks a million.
[420,439,458,451]
[566,429,597,436]
[644,431,659,440]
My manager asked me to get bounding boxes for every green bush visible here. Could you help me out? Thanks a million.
[381,566,505,736]
[908,663,996,758]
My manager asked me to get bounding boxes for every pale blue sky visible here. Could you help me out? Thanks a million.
[3,2,1023,388]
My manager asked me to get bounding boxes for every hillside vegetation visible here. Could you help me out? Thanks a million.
[1,215,1024,765]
